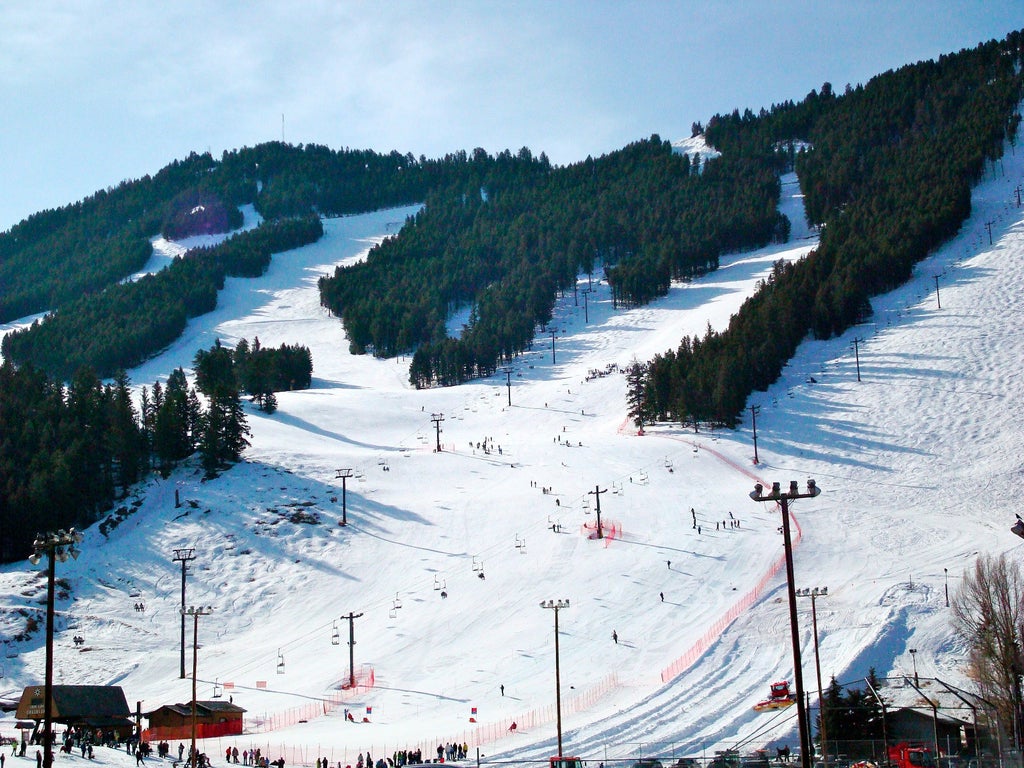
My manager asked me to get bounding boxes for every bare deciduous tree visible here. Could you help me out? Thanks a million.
[950,552,1024,748]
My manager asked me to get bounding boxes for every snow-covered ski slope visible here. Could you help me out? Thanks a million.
[2,134,1023,765]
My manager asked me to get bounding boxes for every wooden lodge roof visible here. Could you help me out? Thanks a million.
[16,685,130,723]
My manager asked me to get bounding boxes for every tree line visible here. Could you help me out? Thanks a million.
[632,31,1024,429]
[1,216,322,380]
[0,337,312,563]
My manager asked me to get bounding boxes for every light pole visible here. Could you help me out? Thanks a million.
[172,548,196,679]
[182,605,213,768]
[799,587,829,768]
[750,479,821,768]
[541,599,570,759]
[909,648,919,686]
[335,469,353,526]
[29,530,83,768]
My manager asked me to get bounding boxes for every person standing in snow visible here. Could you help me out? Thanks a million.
[612,630,618,644]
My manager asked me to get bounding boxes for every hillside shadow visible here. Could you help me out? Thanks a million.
[254,410,402,452]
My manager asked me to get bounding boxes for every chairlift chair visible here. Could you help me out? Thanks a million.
[277,649,285,674]
[331,621,340,645]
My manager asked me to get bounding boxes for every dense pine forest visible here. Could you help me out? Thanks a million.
[0,143,468,379]
[1,30,1021,562]
[0,337,310,562]
[631,33,1024,429]
[318,138,788,387]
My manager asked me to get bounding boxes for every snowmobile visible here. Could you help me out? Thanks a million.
[752,680,796,711]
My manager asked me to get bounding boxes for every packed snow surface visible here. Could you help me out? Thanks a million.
[1,140,1023,768]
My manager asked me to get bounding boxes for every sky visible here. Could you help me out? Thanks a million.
[1,1,1022,231]
[1,127,1022,764]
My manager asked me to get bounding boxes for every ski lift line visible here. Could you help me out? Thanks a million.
[214,611,359,680]
[192,676,343,703]
[732,702,800,753]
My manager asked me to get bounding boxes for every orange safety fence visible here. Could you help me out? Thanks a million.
[190,671,619,768]
[247,669,376,735]
[142,721,242,742]
[659,503,799,683]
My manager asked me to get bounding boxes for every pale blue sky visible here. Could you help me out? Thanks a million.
[1,1,1021,231]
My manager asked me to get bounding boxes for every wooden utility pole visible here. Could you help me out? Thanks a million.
[589,485,607,539]
[852,338,863,382]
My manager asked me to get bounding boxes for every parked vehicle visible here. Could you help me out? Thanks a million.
[888,743,937,768]
[740,751,769,768]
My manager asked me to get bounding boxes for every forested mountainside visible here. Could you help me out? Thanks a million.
[0,336,310,563]
[632,31,1024,428]
[2,215,322,380]
[0,142,456,324]
[0,30,1021,565]
[0,143,467,378]
[318,138,787,387]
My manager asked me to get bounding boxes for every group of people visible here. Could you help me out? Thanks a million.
[54,726,118,759]
[319,745,440,768]
[469,437,501,455]
[221,746,281,768]
[435,743,468,763]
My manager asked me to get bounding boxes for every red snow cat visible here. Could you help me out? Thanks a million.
[752,680,797,711]
[888,743,937,768]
